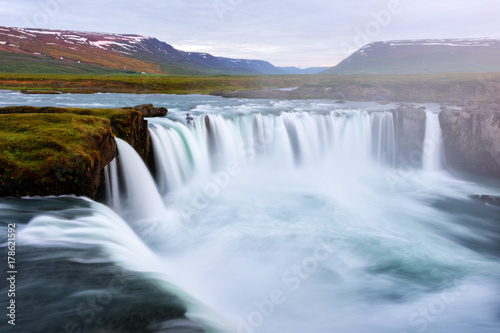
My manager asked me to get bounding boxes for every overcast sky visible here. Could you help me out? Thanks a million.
[0,0,498,67]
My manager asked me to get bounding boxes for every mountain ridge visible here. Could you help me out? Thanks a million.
[324,38,500,75]
[0,26,290,75]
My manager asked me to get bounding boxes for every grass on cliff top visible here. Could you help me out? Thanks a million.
[0,113,111,182]
[0,73,320,94]
[1,72,499,97]
[0,106,137,186]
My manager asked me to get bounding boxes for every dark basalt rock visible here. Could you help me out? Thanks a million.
[111,109,151,163]
[116,104,167,162]
[0,129,116,199]
[470,195,500,207]
[126,104,168,117]
[440,102,500,178]
[390,104,427,168]
[12,246,191,333]
[21,90,63,94]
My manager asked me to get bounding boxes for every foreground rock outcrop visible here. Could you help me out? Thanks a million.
[0,105,167,199]
[440,103,500,178]
[0,118,116,198]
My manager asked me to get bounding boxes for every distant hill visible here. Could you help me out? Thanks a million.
[324,39,500,75]
[0,26,286,75]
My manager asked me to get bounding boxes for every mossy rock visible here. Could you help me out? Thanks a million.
[0,106,152,198]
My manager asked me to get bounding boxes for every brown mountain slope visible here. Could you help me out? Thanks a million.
[0,27,163,73]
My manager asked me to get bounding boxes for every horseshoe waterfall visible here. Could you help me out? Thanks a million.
[1,95,499,333]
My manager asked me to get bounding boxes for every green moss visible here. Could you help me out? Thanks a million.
[0,106,145,197]
[0,112,112,185]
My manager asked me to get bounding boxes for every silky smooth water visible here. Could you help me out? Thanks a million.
[1,92,499,333]
[423,110,444,172]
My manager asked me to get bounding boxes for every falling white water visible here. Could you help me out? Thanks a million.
[144,107,500,333]
[17,198,233,333]
[371,111,396,165]
[104,158,121,213]
[115,138,166,221]
[423,110,444,172]
[148,120,210,194]
[148,110,396,195]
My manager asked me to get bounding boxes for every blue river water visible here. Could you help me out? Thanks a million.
[0,91,499,333]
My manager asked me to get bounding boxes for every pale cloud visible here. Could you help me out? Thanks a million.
[0,0,498,66]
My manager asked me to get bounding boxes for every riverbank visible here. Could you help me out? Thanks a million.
[211,72,500,103]
[0,73,317,94]
[1,73,500,104]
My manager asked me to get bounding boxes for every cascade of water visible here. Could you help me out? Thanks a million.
[148,110,398,195]
[423,110,444,172]
[115,138,166,221]
[104,158,121,213]
[371,111,396,166]
[18,198,232,333]
[148,118,210,194]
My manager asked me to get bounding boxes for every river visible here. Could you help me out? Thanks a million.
[1,92,499,333]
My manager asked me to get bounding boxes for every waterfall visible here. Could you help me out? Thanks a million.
[422,110,444,172]
[18,198,232,333]
[4,94,500,333]
[148,110,397,194]
[371,111,395,165]
[148,118,211,194]
[104,158,121,213]
[115,138,166,221]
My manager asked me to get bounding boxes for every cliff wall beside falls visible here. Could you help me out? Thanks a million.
[391,104,427,168]
[440,102,500,178]
[390,102,500,179]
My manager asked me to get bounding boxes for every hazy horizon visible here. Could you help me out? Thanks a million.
[0,0,498,67]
